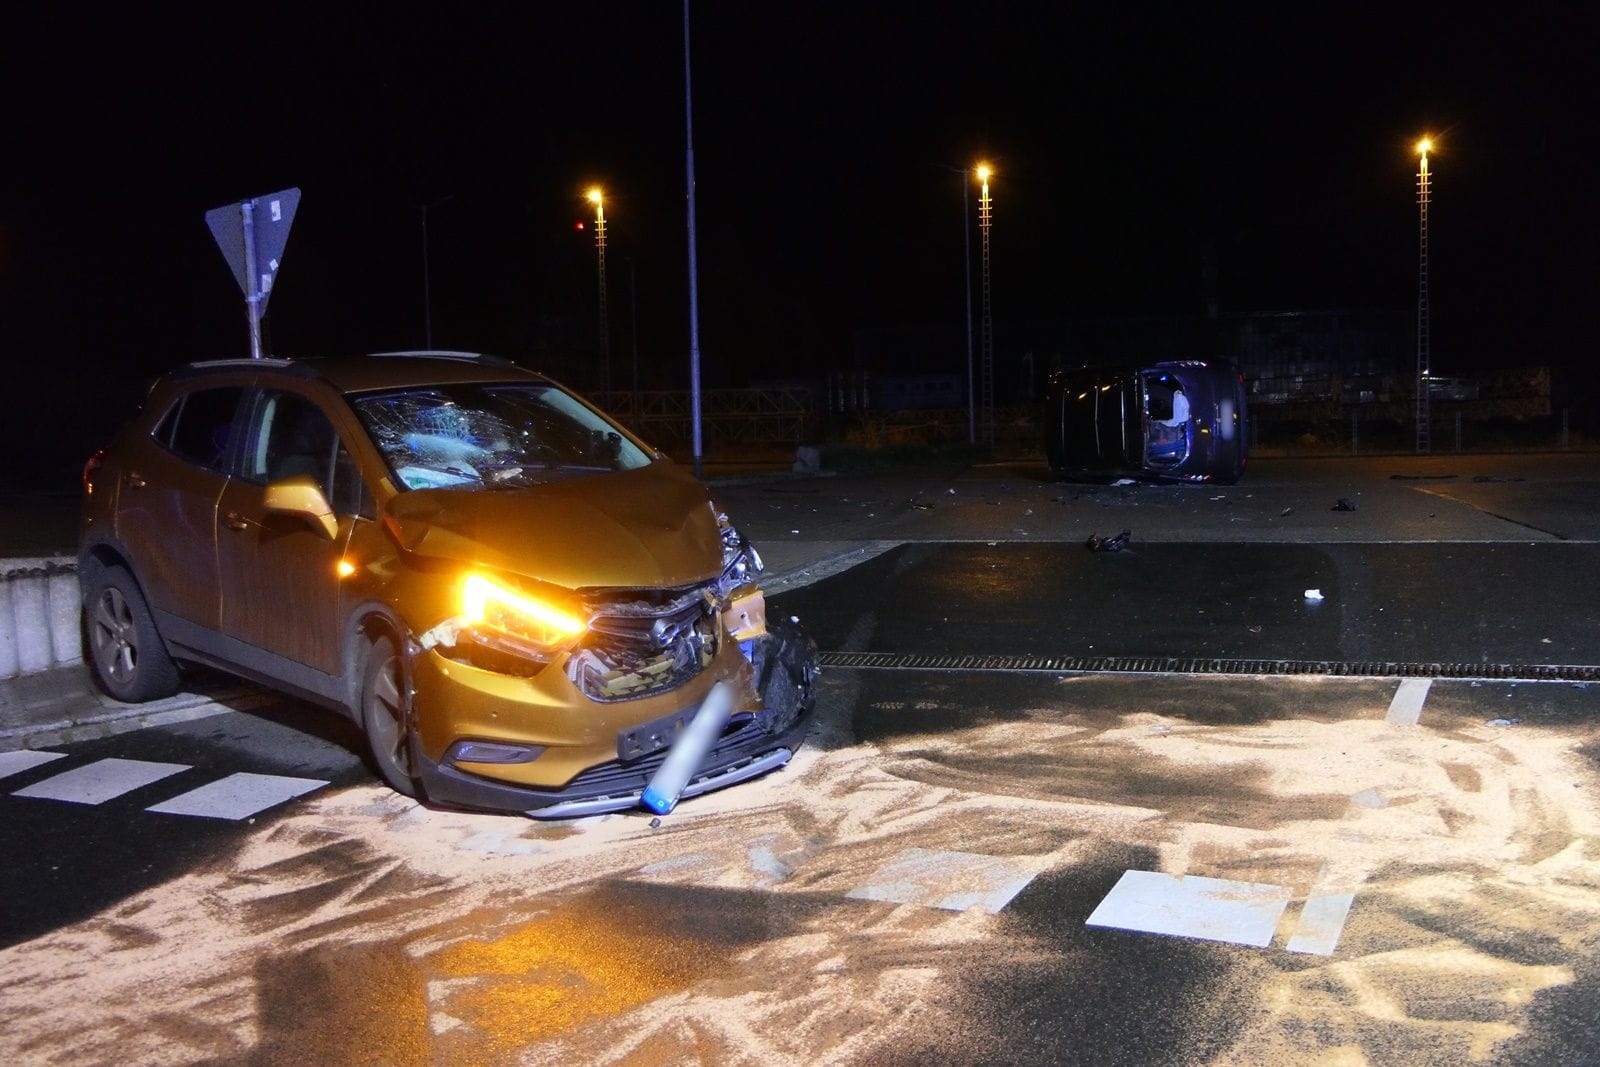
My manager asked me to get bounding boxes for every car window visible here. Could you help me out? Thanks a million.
[351,381,651,491]
[165,387,245,472]
[243,390,372,518]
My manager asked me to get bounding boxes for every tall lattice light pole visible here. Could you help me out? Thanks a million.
[587,187,611,393]
[977,164,995,446]
[1414,138,1432,453]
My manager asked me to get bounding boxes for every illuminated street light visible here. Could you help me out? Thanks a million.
[1414,137,1432,452]
[587,187,611,392]
[976,163,995,446]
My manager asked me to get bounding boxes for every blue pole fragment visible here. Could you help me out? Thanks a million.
[641,681,735,815]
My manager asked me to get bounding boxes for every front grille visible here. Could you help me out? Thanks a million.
[568,584,721,701]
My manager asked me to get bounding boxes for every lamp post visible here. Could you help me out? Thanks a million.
[976,163,994,447]
[587,187,611,393]
[1415,138,1432,453]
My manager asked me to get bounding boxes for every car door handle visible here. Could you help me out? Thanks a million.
[223,512,250,531]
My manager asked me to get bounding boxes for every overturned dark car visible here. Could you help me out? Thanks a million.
[1044,359,1248,484]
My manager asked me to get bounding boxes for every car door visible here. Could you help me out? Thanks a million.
[215,387,364,683]
[114,385,245,638]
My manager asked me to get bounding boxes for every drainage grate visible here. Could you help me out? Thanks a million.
[817,651,1600,683]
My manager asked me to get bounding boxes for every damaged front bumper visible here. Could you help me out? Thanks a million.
[409,620,819,817]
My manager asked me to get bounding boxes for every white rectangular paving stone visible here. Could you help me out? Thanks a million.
[12,758,191,805]
[145,772,328,820]
[846,847,1038,914]
[0,750,68,781]
[1086,870,1292,948]
[1287,892,1357,956]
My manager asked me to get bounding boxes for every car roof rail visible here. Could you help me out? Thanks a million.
[184,357,296,369]
[169,357,311,381]
[366,349,518,368]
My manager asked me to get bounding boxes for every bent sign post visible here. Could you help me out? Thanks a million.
[205,188,300,360]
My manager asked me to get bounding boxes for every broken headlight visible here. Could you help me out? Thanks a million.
[714,508,763,599]
[712,508,767,645]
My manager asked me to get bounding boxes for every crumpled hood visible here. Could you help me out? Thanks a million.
[385,462,722,591]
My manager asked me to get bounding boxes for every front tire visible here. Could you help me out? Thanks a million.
[84,565,181,703]
[361,634,422,798]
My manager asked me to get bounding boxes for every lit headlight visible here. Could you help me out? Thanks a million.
[461,574,587,659]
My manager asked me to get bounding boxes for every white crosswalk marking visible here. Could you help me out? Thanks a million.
[1287,892,1358,955]
[1386,677,1433,725]
[1086,870,1292,948]
[846,847,1039,914]
[0,750,68,781]
[12,758,191,805]
[145,772,328,820]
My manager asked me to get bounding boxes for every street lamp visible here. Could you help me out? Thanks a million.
[976,164,995,447]
[587,187,611,393]
[1414,137,1432,453]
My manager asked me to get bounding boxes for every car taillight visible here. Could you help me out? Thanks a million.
[82,449,107,496]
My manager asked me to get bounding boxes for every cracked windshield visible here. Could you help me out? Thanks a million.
[353,383,651,490]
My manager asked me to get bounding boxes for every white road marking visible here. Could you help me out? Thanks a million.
[0,750,67,781]
[144,772,327,820]
[1086,870,1292,948]
[847,847,1038,914]
[1287,892,1357,955]
[12,758,190,805]
[1385,677,1432,725]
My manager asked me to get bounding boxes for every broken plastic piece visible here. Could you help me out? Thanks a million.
[721,587,768,642]
[1085,530,1132,552]
[417,615,466,650]
[641,681,736,815]
[1304,588,1324,601]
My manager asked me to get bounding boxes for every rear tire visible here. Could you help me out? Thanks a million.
[361,634,422,798]
[84,565,181,703]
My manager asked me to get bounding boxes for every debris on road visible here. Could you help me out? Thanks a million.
[1280,507,1294,517]
[1304,588,1324,601]
[1486,718,1522,727]
[1332,498,1358,511]
[1085,530,1132,552]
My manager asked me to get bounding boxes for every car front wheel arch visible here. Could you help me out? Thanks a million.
[359,629,423,799]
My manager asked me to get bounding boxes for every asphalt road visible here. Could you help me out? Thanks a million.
[3,453,1599,1065]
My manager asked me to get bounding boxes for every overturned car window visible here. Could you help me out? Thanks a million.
[351,383,651,490]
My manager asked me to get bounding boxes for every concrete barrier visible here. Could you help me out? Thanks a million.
[1,559,80,679]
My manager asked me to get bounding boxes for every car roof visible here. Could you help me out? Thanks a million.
[166,351,549,395]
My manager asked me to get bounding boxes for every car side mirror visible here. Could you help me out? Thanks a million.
[264,475,338,539]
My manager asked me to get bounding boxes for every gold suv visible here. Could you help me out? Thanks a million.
[79,352,816,817]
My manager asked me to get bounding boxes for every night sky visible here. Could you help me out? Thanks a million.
[3,3,1597,487]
